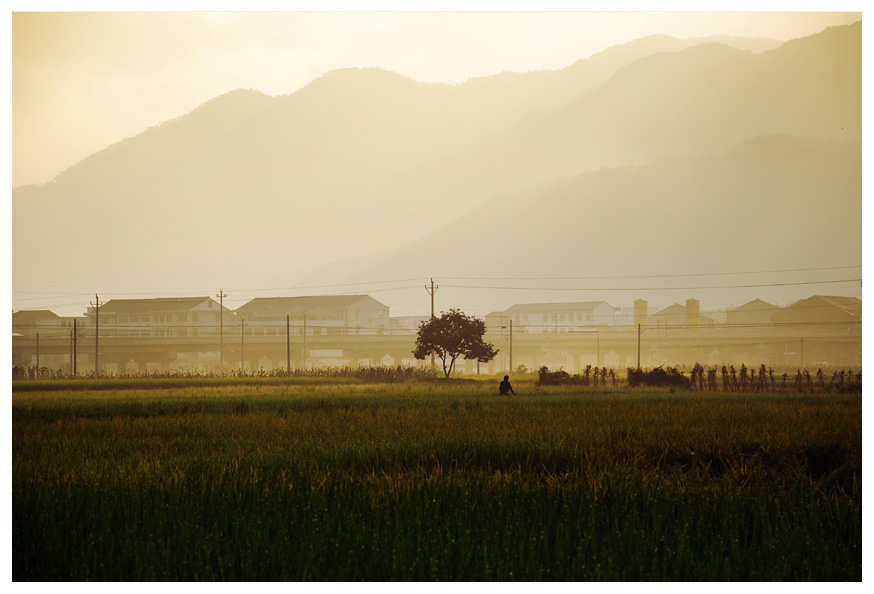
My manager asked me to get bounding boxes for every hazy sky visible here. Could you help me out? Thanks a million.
[11,7,862,187]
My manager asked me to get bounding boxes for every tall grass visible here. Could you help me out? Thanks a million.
[13,384,861,580]
[14,362,861,396]
[11,363,442,383]
[11,365,448,392]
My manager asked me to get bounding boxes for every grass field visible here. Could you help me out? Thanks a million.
[12,379,862,580]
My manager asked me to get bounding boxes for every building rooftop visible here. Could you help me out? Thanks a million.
[235,295,387,315]
[12,309,60,324]
[504,301,608,313]
[730,298,780,313]
[96,297,219,314]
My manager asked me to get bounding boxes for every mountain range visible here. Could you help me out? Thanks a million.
[12,22,861,312]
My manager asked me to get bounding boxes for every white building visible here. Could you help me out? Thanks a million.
[85,297,235,338]
[496,301,617,333]
[235,295,390,336]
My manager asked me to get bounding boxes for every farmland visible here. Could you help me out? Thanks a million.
[12,378,861,580]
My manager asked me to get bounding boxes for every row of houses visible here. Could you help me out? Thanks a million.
[641,296,861,329]
[12,295,391,339]
[484,295,862,334]
[485,301,617,334]
[12,294,861,340]
[12,294,861,373]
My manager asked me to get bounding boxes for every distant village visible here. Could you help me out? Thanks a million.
[12,294,862,374]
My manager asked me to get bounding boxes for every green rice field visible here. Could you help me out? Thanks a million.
[12,379,862,580]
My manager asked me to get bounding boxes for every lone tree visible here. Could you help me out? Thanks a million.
[413,308,498,378]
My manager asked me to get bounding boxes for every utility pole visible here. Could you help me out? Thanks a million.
[597,334,601,368]
[217,289,227,374]
[241,319,245,372]
[36,333,39,377]
[637,324,641,370]
[303,314,307,369]
[287,315,291,373]
[510,318,513,371]
[91,294,102,375]
[73,319,77,376]
[425,278,438,370]
[800,337,804,368]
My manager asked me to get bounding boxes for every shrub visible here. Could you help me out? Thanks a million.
[626,366,691,389]
[537,366,574,386]
[535,366,616,387]
[536,366,588,386]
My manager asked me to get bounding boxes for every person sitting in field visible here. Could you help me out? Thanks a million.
[499,375,515,396]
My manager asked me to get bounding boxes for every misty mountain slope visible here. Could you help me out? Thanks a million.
[11,25,858,296]
[448,33,780,127]
[202,34,784,210]
[47,88,278,193]
[14,31,789,204]
[345,136,860,284]
[497,22,861,185]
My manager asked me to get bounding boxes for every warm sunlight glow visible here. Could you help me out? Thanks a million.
[10,12,864,581]
[10,10,862,367]
[12,12,860,187]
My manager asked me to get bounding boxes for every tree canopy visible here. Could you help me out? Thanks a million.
[413,308,498,378]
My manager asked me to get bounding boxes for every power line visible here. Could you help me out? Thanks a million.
[485,320,861,331]
[11,285,425,311]
[220,285,424,302]
[15,319,860,333]
[12,264,860,293]
[12,293,94,302]
[440,264,861,281]
[443,279,861,291]
[11,278,429,293]
[230,278,429,292]
[11,274,863,322]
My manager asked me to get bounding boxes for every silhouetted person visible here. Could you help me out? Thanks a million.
[499,375,515,396]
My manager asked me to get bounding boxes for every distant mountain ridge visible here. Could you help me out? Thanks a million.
[495,23,860,186]
[16,31,787,194]
[351,135,861,279]
[12,23,861,307]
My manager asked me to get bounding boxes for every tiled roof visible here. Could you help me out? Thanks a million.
[777,295,862,319]
[730,299,779,312]
[98,297,217,314]
[649,303,715,325]
[505,301,608,313]
[235,295,386,315]
[810,295,862,316]
[12,310,60,324]
[650,304,685,317]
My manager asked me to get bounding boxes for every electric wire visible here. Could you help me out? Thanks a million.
[442,279,861,291]
[440,264,862,281]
